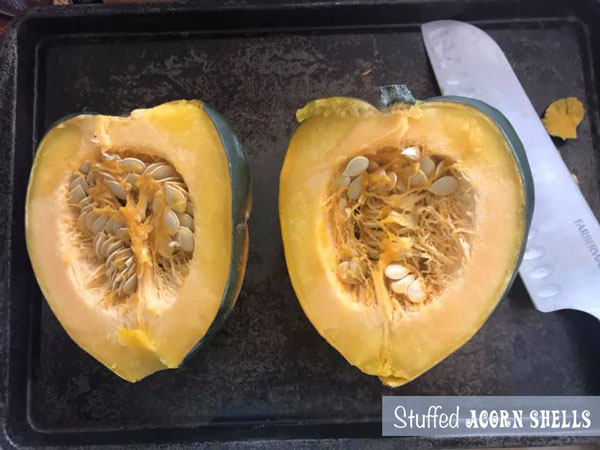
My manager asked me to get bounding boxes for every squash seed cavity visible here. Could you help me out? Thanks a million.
[329,146,475,310]
[68,151,195,305]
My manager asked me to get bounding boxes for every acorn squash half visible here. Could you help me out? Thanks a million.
[26,100,251,382]
[279,86,533,387]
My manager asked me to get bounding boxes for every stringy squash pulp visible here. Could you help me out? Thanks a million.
[26,100,251,382]
[280,97,527,386]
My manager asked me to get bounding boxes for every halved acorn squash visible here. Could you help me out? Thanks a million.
[26,100,251,382]
[280,87,533,387]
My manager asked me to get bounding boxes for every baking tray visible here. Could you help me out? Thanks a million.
[1,0,599,448]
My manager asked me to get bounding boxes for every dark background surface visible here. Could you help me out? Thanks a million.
[0,0,600,448]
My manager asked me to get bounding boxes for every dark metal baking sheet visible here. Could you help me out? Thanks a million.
[1,1,599,448]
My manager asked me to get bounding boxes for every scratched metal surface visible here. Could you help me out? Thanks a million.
[1,2,599,448]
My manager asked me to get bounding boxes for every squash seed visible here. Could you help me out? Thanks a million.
[92,215,109,235]
[94,232,108,255]
[100,236,118,257]
[114,247,132,264]
[122,273,137,295]
[108,239,125,260]
[167,181,188,193]
[349,258,365,279]
[178,213,194,231]
[106,246,128,267]
[337,261,360,284]
[163,208,180,234]
[145,163,177,180]
[177,227,194,252]
[103,219,116,232]
[96,170,116,182]
[156,176,184,184]
[165,184,187,213]
[85,212,97,231]
[125,262,136,278]
[384,264,410,280]
[435,160,449,178]
[80,203,93,215]
[71,175,89,194]
[105,180,127,200]
[77,213,88,232]
[118,157,146,174]
[125,173,139,186]
[386,171,397,189]
[115,250,133,267]
[123,256,134,268]
[334,175,351,189]
[102,151,119,161]
[390,274,415,294]
[111,219,123,233]
[347,175,363,200]
[406,278,427,303]
[105,241,124,261]
[79,196,93,208]
[401,146,420,161]
[69,185,87,203]
[421,157,435,177]
[115,227,130,243]
[368,168,388,190]
[429,176,459,196]
[80,161,90,175]
[343,156,369,177]
[409,170,428,187]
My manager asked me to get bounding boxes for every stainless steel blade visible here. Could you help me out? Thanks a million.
[422,20,600,320]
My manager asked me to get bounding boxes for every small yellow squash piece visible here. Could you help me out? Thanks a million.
[542,97,585,140]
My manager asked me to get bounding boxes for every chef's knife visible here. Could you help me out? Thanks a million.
[422,20,600,320]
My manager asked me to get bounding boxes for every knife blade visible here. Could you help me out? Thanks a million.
[421,20,600,320]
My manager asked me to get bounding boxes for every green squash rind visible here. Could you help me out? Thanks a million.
[183,104,252,359]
